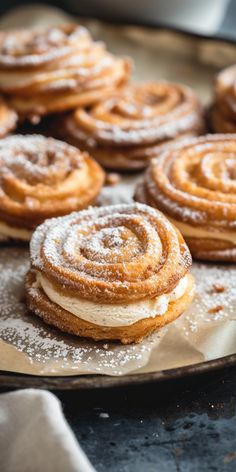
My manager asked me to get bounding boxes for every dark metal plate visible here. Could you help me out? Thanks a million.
[1,353,236,390]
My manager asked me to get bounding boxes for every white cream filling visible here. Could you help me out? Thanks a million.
[0,220,32,241]
[36,272,189,327]
[168,217,236,245]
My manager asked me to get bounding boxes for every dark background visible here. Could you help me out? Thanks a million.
[1,1,236,470]
[0,0,236,40]
[57,366,236,471]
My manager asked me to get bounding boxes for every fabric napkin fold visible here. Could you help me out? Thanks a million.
[0,389,96,472]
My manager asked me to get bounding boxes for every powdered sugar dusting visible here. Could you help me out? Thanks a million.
[73,82,203,147]
[182,262,236,336]
[0,247,162,375]
[0,25,90,68]
[0,247,236,375]
[0,170,236,376]
[29,201,189,304]
[0,135,83,186]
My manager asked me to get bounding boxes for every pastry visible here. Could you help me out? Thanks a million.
[210,65,236,133]
[0,134,104,241]
[0,25,130,123]
[0,97,17,137]
[25,203,194,343]
[56,81,205,171]
[135,134,236,261]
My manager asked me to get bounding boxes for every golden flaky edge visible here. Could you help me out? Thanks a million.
[25,271,195,344]
[134,181,236,262]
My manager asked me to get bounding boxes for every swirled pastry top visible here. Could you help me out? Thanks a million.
[0,25,131,96]
[0,135,104,229]
[30,203,192,303]
[0,25,91,69]
[66,81,204,147]
[138,134,236,229]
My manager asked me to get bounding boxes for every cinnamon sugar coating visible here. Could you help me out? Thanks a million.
[135,134,236,261]
[55,81,204,172]
[29,203,192,303]
[0,25,131,122]
[0,134,104,232]
[26,203,193,342]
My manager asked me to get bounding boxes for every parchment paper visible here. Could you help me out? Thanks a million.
[1,5,236,377]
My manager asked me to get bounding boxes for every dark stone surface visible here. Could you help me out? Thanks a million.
[56,367,236,471]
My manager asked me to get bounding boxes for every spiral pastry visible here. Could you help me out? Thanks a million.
[0,97,17,137]
[135,134,236,261]
[25,203,194,343]
[0,134,104,241]
[0,25,130,122]
[210,65,236,133]
[56,81,205,171]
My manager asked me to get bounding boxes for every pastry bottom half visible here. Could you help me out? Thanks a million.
[185,237,236,262]
[134,183,236,262]
[25,271,194,344]
[10,86,120,122]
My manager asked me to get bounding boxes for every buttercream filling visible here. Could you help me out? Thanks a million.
[168,218,236,245]
[36,272,189,327]
[0,220,32,241]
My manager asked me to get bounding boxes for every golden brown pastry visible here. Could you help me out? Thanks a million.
[135,134,236,261]
[0,25,130,123]
[0,97,17,137]
[210,65,236,133]
[56,81,205,172]
[25,203,194,344]
[0,134,104,241]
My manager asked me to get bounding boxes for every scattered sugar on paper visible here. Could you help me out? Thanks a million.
[0,247,159,376]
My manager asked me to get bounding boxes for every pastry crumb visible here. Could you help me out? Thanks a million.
[208,305,224,314]
[208,284,226,294]
[105,172,121,186]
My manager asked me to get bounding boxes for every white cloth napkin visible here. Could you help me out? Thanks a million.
[0,389,96,472]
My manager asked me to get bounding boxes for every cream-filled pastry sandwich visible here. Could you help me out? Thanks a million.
[0,25,130,123]
[55,81,205,172]
[25,203,194,343]
[0,134,104,241]
[135,134,236,261]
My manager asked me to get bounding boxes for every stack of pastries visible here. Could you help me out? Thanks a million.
[0,25,130,123]
[0,135,104,241]
[135,134,236,262]
[26,203,194,343]
[0,21,235,344]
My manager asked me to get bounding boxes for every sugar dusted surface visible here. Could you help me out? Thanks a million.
[0,245,236,375]
[183,263,236,332]
[0,247,163,375]
[1,177,236,376]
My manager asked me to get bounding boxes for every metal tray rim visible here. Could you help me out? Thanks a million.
[1,351,236,390]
